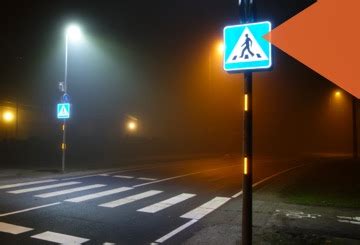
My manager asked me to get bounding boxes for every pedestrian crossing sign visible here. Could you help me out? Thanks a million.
[57,103,70,119]
[223,21,272,72]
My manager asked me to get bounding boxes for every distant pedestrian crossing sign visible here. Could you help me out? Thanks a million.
[57,103,70,119]
[223,21,272,72]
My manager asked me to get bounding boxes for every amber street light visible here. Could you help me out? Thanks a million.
[2,111,15,123]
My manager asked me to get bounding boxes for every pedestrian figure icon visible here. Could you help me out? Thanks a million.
[240,34,254,59]
[223,22,272,71]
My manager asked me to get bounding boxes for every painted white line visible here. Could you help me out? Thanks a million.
[99,174,109,176]
[138,193,196,213]
[35,184,106,198]
[231,190,243,198]
[133,164,241,188]
[181,197,231,220]
[231,163,307,198]
[137,177,157,181]
[337,216,360,225]
[0,222,33,234]
[155,219,198,243]
[63,173,111,180]
[0,179,58,190]
[99,190,162,208]
[65,187,133,203]
[253,164,306,189]
[0,202,61,217]
[114,175,134,179]
[338,219,360,225]
[31,231,89,244]
[7,181,81,194]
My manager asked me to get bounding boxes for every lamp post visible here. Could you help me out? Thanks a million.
[61,24,83,172]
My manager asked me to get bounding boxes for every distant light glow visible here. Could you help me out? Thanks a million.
[66,24,83,42]
[3,111,15,123]
[127,121,137,131]
[217,42,224,55]
[334,90,342,98]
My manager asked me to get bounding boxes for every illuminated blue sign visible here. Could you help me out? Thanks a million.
[223,21,272,72]
[57,103,70,119]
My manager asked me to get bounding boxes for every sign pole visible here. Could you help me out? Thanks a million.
[242,72,253,245]
[240,1,255,244]
[62,34,69,173]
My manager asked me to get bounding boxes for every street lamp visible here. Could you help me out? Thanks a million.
[61,23,83,172]
[2,111,15,123]
[334,90,342,99]
[127,121,137,132]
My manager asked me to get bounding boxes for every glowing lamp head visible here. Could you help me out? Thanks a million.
[127,121,137,131]
[3,111,14,123]
[66,24,83,42]
[335,90,342,98]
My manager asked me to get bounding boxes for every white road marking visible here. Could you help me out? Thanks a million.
[137,177,157,181]
[279,210,321,219]
[99,190,162,208]
[0,222,33,234]
[65,187,133,203]
[133,164,241,188]
[337,216,360,225]
[114,175,134,179]
[231,163,307,198]
[181,197,231,220]
[7,181,81,194]
[231,190,243,198]
[35,184,106,198]
[31,231,89,244]
[138,193,196,213]
[338,219,360,225]
[99,174,109,176]
[0,179,58,190]
[155,219,198,243]
[0,202,61,217]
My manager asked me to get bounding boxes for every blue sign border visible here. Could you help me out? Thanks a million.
[223,21,272,72]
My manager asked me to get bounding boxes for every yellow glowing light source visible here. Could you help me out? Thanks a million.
[335,90,342,98]
[244,157,248,175]
[217,42,224,55]
[127,121,137,131]
[3,111,15,123]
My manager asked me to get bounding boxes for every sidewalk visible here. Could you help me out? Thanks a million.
[184,158,360,244]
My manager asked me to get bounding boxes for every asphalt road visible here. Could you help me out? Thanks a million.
[0,156,300,244]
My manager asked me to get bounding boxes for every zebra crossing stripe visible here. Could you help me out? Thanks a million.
[0,179,58,190]
[35,184,106,198]
[31,231,89,244]
[138,177,157,181]
[0,222,33,234]
[114,175,134,179]
[99,190,163,208]
[65,187,133,203]
[138,193,196,213]
[7,182,81,194]
[180,197,231,220]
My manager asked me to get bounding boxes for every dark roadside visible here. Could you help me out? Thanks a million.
[183,158,360,245]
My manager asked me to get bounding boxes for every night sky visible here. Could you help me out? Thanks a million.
[2,0,353,157]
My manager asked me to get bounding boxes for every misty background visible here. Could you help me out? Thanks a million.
[0,0,357,168]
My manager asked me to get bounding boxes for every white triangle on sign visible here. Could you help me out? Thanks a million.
[226,27,268,64]
[59,105,69,116]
